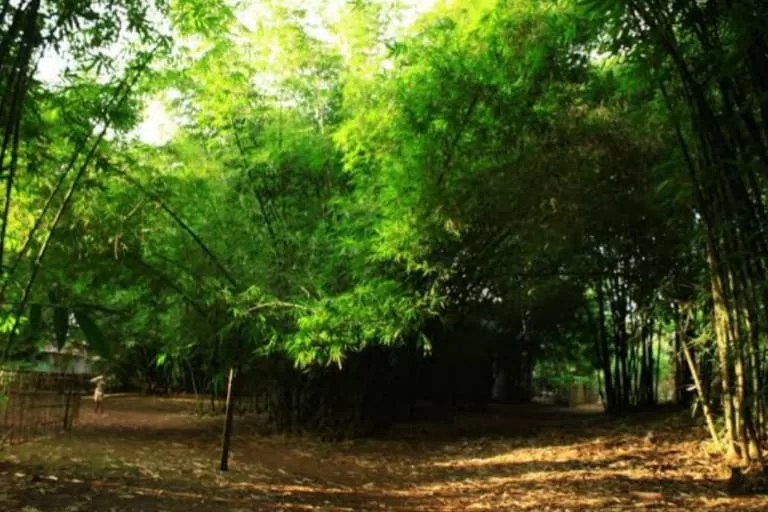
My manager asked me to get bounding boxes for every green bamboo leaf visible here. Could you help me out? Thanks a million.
[656,179,671,193]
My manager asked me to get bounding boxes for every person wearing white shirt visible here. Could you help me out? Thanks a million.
[90,375,106,414]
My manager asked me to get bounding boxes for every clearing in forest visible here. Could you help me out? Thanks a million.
[0,396,766,511]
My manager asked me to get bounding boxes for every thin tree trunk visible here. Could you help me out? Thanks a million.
[708,241,737,458]
[682,333,722,451]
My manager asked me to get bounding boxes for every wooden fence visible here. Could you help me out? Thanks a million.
[0,371,87,447]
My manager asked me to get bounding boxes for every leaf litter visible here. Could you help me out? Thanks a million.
[0,396,766,511]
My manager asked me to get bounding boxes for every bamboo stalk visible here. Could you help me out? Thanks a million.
[114,169,239,289]
[0,44,144,299]
[1,49,156,362]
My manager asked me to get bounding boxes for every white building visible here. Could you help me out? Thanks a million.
[34,343,99,375]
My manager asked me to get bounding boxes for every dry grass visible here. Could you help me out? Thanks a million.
[0,396,766,511]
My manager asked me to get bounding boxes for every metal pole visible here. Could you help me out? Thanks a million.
[63,389,71,431]
[219,368,236,472]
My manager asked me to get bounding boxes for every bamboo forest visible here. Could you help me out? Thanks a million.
[2,0,768,510]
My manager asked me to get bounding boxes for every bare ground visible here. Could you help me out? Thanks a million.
[1,395,767,511]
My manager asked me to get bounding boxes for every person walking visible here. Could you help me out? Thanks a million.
[90,375,106,414]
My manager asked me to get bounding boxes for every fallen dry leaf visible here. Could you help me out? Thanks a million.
[0,396,767,511]
[630,491,664,501]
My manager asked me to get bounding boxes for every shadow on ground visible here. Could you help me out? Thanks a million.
[0,396,766,511]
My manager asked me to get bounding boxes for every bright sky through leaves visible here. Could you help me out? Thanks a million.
[35,0,436,145]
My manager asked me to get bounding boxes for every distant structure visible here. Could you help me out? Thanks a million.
[33,342,99,375]
[1,342,93,447]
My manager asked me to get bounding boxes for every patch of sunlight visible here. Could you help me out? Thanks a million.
[132,97,178,146]
[431,450,579,468]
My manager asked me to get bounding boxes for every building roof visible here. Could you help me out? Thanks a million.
[39,343,98,360]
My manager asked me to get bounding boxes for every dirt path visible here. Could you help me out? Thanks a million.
[0,396,766,511]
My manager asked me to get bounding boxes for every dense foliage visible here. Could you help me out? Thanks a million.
[2,0,768,462]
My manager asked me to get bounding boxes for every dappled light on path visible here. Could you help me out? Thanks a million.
[0,396,766,511]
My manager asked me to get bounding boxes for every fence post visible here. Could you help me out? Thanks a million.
[63,389,71,431]
[219,368,236,472]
